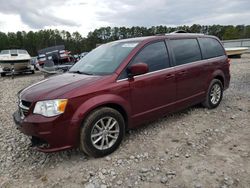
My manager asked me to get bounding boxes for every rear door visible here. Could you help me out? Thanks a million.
[168,38,206,103]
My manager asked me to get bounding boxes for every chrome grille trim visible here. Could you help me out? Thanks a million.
[18,99,31,119]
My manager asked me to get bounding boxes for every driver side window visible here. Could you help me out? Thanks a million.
[118,41,170,79]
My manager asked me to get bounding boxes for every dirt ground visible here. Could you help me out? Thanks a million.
[0,54,249,188]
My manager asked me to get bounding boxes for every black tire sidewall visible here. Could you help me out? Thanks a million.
[81,108,125,157]
[207,79,223,109]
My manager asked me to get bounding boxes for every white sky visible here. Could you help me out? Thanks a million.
[0,0,249,37]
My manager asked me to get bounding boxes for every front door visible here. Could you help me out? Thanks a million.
[128,41,176,124]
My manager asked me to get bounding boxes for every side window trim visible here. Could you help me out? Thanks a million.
[198,37,226,59]
[164,38,175,67]
[196,38,204,60]
[165,39,176,67]
[117,40,171,80]
[167,38,202,66]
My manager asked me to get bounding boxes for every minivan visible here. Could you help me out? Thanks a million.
[13,33,230,157]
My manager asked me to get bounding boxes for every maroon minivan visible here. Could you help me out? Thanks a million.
[13,33,230,157]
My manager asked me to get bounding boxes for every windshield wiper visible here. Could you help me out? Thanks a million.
[69,70,94,75]
[69,70,82,74]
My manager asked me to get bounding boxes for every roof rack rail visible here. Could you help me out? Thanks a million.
[154,30,205,36]
[155,33,166,36]
[168,30,205,36]
[171,30,187,33]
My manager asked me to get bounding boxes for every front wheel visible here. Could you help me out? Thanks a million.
[202,79,223,109]
[80,107,125,157]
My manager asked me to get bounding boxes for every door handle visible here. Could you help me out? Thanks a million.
[165,74,174,79]
[177,70,187,75]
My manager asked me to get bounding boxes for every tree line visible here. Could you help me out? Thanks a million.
[0,24,250,56]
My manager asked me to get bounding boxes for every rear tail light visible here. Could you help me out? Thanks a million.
[226,58,231,67]
[59,50,66,54]
[39,57,46,61]
[60,53,67,57]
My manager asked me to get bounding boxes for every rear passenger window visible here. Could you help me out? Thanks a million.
[169,39,201,66]
[130,41,170,72]
[198,38,225,59]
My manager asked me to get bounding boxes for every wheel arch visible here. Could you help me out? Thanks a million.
[207,70,225,90]
[72,94,131,130]
[214,75,224,88]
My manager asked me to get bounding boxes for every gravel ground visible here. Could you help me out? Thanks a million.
[0,55,249,188]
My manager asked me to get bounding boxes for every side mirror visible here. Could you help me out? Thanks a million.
[128,63,149,78]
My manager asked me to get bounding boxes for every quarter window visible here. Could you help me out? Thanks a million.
[170,39,202,66]
[130,41,170,72]
[198,38,225,59]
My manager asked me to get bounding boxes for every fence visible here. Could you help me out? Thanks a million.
[222,38,250,53]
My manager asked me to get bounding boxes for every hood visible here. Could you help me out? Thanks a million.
[20,73,105,102]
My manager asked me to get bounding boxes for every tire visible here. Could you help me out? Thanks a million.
[80,107,125,157]
[202,79,223,109]
[31,70,35,74]
[1,72,6,77]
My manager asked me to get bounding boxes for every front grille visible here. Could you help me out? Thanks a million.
[19,100,32,118]
[20,108,29,116]
[21,100,32,108]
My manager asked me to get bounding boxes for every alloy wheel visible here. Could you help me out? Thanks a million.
[91,116,120,150]
[210,83,222,105]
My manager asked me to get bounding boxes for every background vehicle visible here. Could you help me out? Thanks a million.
[37,45,76,74]
[0,49,34,77]
[13,33,230,157]
[38,45,75,65]
[30,56,39,70]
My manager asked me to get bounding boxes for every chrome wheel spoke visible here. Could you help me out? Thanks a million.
[93,135,103,144]
[108,130,119,134]
[107,134,118,139]
[108,121,117,130]
[100,119,105,129]
[101,136,105,149]
[91,132,103,138]
[211,97,214,103]
[105,118,112,129]
[105,136,109,147]
[95,123,103,131]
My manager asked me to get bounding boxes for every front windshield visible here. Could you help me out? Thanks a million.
[10,49,18,54]
[1,50,9,54]
[69,41,138,75]
[18,50,28,54]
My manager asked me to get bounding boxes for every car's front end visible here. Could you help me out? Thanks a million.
[13,91,81,152]
[12,72,107,152]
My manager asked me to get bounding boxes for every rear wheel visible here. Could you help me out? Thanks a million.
[202,79,223,109]
[1,72,6,77]
[80,107,125,157]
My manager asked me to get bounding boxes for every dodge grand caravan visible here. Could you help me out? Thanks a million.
[13,33,230,157]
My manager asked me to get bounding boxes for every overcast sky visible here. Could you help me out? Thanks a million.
[0,0,249,36]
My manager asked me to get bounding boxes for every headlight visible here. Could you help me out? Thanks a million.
[33,99,68,117]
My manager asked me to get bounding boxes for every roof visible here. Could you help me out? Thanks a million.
[111,33,215,44]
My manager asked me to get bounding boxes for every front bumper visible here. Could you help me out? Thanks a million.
[13,110,80,152]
